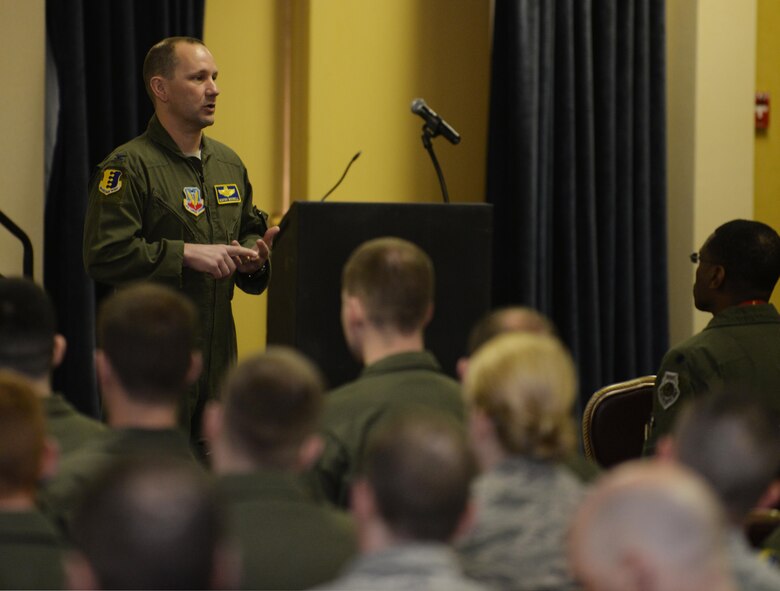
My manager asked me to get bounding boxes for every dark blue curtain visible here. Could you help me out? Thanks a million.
[487,0,668,406]
[45,0,205,417]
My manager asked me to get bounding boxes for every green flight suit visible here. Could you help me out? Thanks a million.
[219,470,356,590]
[82,115,270,434]
[314,350,465,508]
[40,428,198,532]
[43,393,105,457]
[0,510,65,589]
[643,304,780,454]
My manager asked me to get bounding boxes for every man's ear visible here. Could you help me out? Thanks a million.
[456,356,470,383]
[350,478,377,520]
[94,350,116,392]
[64,550,100,591]
[52,334,67,369]
[202,400,223,445]
[710,264,726,290]
[40,436,60,482]
[149,76,168,103]
[343,295,366,329]
[186,351,204,387]
[451,499,477,542]
[296,434,325,471]
[654,434,677,462]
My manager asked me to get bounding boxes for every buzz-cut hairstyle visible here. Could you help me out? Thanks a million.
[673,389,780,521]
[466,306,556,355]
[97,283,199,404]
[220,347,325,469]
[0,371,46,497]
[705,219,780,297]
[464,332,578,461]
[70,456,224,590]
[0,277,57,379]
[142,36,206,104]
[342,237,434,334]
[361,412,476,542]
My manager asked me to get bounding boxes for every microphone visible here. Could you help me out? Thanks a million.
[320,151,362,202]
[411,98,461,145]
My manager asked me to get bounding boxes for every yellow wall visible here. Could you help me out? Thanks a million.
[755,0,780,309]
[0,0,44,279]
[666,0,756,343]
[205,0,491,358]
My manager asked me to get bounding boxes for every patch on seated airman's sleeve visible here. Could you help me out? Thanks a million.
[98,169,123,196]
[214,183,241,204]
[657,371,680,409]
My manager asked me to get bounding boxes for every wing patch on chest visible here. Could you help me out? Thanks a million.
[214,183,241,204]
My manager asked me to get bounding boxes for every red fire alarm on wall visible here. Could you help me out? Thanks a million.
[756,92,770,130]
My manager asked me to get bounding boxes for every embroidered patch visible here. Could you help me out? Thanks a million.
[657,371,681,410]
[98,169,123,196]
[183,187,205,217]
[214,183,241,204]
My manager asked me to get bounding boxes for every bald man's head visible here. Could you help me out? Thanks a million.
[569,461,734,591]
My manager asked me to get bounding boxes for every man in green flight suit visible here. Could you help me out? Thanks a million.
[643,219,780,454]
[83,37,278,443]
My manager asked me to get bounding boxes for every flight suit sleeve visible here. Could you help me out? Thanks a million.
[642,348,697,455]
[83,161,185,287]
[234,174,271,295]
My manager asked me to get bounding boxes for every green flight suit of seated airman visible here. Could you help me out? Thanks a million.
[314,350,465,508]
[220,470,357,590]
[43,393,106,458]
[643,303,780,455]
[0,509,65,589]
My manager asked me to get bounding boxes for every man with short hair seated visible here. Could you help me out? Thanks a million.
[204,347,357,589]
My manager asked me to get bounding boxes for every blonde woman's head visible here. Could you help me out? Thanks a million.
[463,332,577,460]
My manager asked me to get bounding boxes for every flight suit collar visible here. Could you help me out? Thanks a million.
[146,114,213,162]
[706,303,780,330]
[360,350,442,379]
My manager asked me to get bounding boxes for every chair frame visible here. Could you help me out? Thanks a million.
[582,375,656,464]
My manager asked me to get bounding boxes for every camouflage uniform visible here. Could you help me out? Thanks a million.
[456,456,584,591]
[728,528,780,591]
[317,543,488,591]
[218,470,356,589]
[83,115,270,432]
[314,351,465,507]
[643,304,780,454]
[0,510,65,589]
[43,393,105,457]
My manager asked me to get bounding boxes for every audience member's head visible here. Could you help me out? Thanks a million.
[96,282,201,407]
[694,219,780,312]
[463,332,577,467]
[0,277,64,385]
[458,306,555,379]
[340,238,434,360]
[206,346,325,472]
[351,412,476,550]
[569,461,734,591]
[0,371,55,503]
[663,391,780,522]
[68,457,234,590]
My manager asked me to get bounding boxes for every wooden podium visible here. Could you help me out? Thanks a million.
[267,201,493,389]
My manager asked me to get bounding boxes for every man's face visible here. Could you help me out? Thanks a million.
[164,42,220,131]
[692,236,716,312]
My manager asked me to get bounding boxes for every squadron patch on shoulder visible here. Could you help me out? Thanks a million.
[657,371,681,410]
[98,169,123,196]
[214,183,241,205]
[183,187,205,217]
